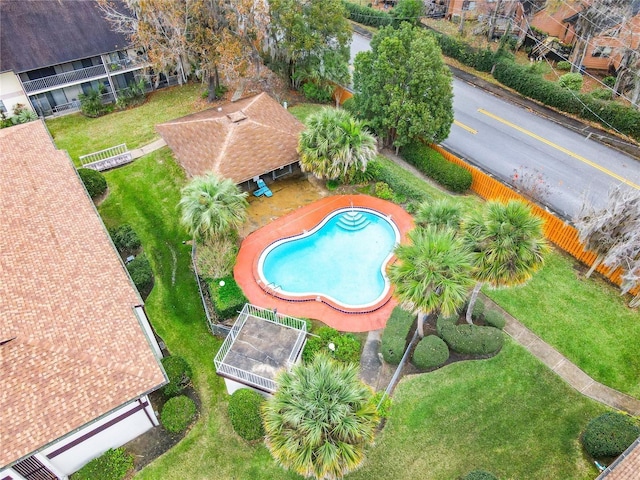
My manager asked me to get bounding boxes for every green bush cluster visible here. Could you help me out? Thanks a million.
[438,322,503,355]
[71,448,133,480]
[126,253,154,298]
[228,389,266,441]
[431,31,506,73]
[556,60,571,71]
[401,142,472,193]
[582,412,640,458]
[412,335,449,370]
[115,79,148,109]
[79,86,113,118]
[343,1,392,27]
[78,168,107,199]
[483,309,506,329]
[109,224,141,255]
[493,58,640,140]
[374,181,394,200]
[602,76,616,88]
[302,81,334,103]
[207,275,248,320]
[461,471,499,480]
[366,159,431,204]
[589,88,613,100]
[303,326,362,364]
[558,72,583,91]
[161,395,197,433]
[161,355,193,397]
[381,307,414,364]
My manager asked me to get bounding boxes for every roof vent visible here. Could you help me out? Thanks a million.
[227,111,247,123]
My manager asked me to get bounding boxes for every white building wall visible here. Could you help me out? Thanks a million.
[134,306,163,358]
[0,71,30,116]
[0,467,27,479]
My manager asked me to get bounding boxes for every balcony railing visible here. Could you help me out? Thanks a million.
[105,55,149,72]
[22,65,108,93]
[47,91,115,117]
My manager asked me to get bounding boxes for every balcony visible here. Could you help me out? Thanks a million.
[105,54,149,73]
[22,65,110,93]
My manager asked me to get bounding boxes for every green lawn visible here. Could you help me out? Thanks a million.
[46,83,207,162]
[350,341,607,480]
[485,251,640,399]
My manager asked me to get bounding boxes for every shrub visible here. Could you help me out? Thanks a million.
[401,142,472,193]
[412,335,449,370]
[582,412,640,458]
[438,323,503,355]
[195,235,238,280]
[303,326,362,364]
[71,448,133,480]
[483,309,506,329]
[115,79,147,110]
[161,395,196,433]
[126,253,154,298]
[79,85,112,117]
[472,299,485,319]
[430,31,507,73]
[374,181,394,200]
[558,72,583,91]
[370,391,392,418]
[302,81,333,103]
[602,76,616,88]
[461,471,499,480]
[589,88,613,100]
[326,179,340,190]
[342,1,392,27]
[109,224,141,255]
[78,168,107,199]
[381,307,414,364]
[366,159,431,203]
[556,61,571,71]
[161,355,193,397]
[228,388,266,441]
[207,275,248,320]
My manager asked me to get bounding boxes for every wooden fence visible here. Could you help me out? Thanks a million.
[430,144,639,296]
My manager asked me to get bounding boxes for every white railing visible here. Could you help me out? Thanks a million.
[22,65,107,93]
[79,144,128,165]
[79,143,133,171]
[216,363,278,392]
[52,100,81,114]
[105,55,149,72]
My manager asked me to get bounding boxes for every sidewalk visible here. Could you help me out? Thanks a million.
[130,138,166,159]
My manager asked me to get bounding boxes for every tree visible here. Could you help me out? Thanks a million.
[391,0,424,27]
[388,226,475,337]
[298,108,377,183]
[178,173,248,242]
[620,259,640,308]
[414,198,464,230]
[463,200,548,324]
[262,354,378,480]
[268,0,351,88]
[353,23,453,151]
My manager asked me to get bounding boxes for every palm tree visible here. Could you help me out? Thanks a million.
[415,198,464,230]
[463,200,549,324]
[262,354,378,480]
[298,108,377,183]
[178,173,248,242]
[388,226,475,337]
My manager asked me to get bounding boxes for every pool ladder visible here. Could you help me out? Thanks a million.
[337,211,370,231]
[265,282,282,297]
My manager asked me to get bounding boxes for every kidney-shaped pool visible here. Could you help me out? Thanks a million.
[258,207,400,309]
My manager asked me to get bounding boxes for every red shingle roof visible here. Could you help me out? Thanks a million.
[0,121,166,467]
[156,92,304,184]
[599,438,640,480]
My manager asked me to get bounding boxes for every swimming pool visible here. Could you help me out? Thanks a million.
[258,208,400,309]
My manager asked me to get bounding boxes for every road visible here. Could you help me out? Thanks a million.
[350,33,640,219]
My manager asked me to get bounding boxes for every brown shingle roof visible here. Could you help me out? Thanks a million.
[156,93,304,184]
[599,437,640,480]
[0,121,166,467]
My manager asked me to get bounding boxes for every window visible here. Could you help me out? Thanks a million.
[592,46,613,58]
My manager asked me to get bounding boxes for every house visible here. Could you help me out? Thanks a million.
[0,121,167,479]
[0,0,153,118]
[156,92,305,188]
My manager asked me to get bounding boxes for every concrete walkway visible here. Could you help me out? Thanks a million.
[130,138,166,159]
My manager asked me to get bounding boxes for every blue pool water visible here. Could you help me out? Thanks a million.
[258,208,399,308]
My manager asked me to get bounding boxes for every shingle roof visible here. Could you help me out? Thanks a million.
[156,93,304,184]
[598,437,640,480]
[0,0,131,73]
[0,121,166,467]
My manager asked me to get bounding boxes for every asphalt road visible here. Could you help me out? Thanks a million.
[350,33,640,219]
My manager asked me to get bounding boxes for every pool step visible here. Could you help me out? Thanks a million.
[337,212,370,231]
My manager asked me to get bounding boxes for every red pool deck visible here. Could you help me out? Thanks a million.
[234,195,414,332]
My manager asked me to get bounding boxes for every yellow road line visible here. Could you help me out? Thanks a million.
[454,120,477,134]
[478,108,640,190]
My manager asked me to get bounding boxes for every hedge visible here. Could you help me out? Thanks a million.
[228,389,265,441]
[109,223,141,256]
[161,355,193,397]
[126,253,154,298]
[343,1,392,27]
[366,159,431,204]
[483,309,506,329]
[161,395,196,433]
[303,326,362,364]
[71,448,133,480]
[381,307,415,364]
[430,30,506,73]
[412,335,449,370]
[207,275,248,320]
[582,412,640,458]
[438,323,503,355]
[401,142,472,193]
[78,168,107,199]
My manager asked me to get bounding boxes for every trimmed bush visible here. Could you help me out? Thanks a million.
[161,355,193,397]
[401,142,472,193]
[71,448,133,480]
[582,412,640,458]
[78,168,107,199]
[558,72,583,91]
[381,307,414,364]
[439,323,503,355]
[161,395,196,433]
[412,335,449,370]
[471,299,485,319]
[207,275,248,320]
[462,471,499,480]
[430,30,507,73]
[367,159,431,204]
[109,223,141,255]
[126,253,153,298]
[228,388,265,441]
[483,309,506,329]
[556,61,571,71]
[303,326,362,364]
[343,1,392,27]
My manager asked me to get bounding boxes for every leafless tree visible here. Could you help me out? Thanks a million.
[620,258,640,307]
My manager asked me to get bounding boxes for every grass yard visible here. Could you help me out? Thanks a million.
[46,83,208,162]
[350,340,608,480]
[485,251,640,399]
